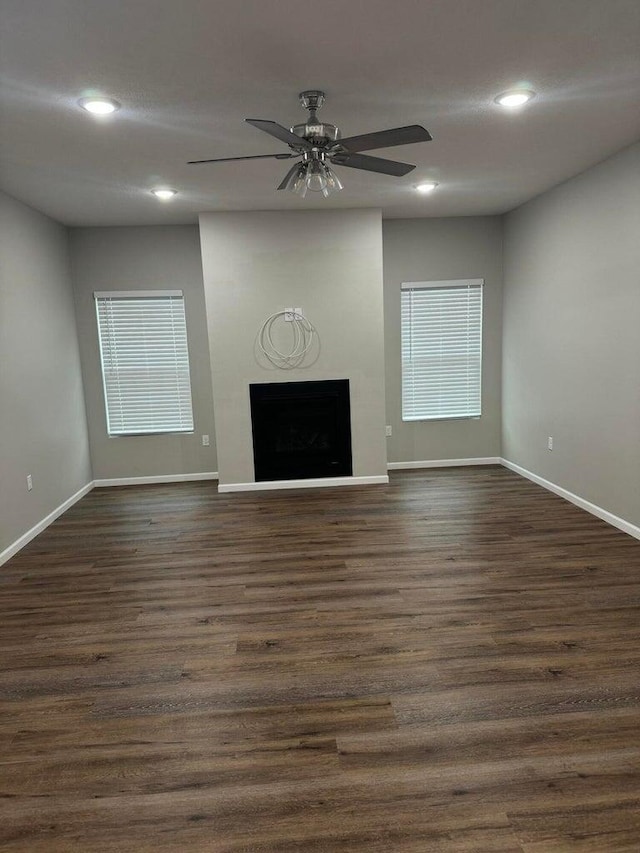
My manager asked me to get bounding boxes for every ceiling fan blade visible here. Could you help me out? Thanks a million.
[246,119,312,150]
[187,153,295,165]
[276,163,301,191]
[331,152,416,177]
[337,125,432,153]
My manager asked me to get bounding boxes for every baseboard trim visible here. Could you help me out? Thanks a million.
[388,457,501,470]
[93,472,219,487]
[501,458,640,541]
[218,475,389,493]
[4,461,637,564]
[0,481,94,567]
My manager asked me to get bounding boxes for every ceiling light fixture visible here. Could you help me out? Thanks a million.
[151,188,177,200]
[284,151,343,199]
[494,90,536,108]
[78,97,121,115]
[415,181,438,193]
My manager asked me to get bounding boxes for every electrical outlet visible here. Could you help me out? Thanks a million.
[26,474,33,491]
[294,307,303,319]
[202,434,210,446]
[547,436,553,451]
[385,425,393,437]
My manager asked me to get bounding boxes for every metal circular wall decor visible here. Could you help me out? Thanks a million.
[258,310,316,369]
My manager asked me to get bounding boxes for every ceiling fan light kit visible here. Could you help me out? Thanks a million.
[188,90,433,196]
[282,152,344,198]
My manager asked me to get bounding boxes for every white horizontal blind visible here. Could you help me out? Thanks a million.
[401,279,483,421]
[95,291,194,435]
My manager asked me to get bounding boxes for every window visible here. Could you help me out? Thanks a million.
[94,291,194,436]
[401,279,483,421]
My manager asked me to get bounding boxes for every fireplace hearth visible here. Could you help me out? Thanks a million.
[250,380,352,482]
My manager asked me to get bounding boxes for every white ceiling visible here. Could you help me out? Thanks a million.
[1,0,639,226]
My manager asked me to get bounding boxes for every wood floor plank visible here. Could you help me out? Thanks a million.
[1,468,640,850]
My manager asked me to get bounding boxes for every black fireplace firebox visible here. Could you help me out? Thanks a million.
[250,380,353,482]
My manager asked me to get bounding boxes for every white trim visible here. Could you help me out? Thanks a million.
[501,458,640,542]
[401,278,484,290]
[4,462,637,569]
[0,482,94,567]
[93,290,183,299]
[388,457,500,470]
[94,472,219,487]
[218,475,389,493]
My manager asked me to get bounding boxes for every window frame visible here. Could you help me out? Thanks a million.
[94,290,195,437]
[401,278,484,423]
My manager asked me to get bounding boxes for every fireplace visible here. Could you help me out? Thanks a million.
[250,380,352,482]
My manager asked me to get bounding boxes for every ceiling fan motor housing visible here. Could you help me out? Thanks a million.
[291,122,341,146]
[292,89,341,147]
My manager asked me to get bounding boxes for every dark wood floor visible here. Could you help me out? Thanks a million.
[2,467,640,851]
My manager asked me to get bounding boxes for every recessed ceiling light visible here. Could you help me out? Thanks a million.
[151,188,178,201]
[494,89,536,108]
[78,97,121,115]
[415,182,439,194]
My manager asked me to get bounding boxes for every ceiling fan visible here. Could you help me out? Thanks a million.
[188,90,432,197]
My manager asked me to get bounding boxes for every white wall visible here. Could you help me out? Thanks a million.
[383,216,503,463]
[503,142,640,527]
[70,226,217,480]
[199,209,387,487]
[0,191,92,555]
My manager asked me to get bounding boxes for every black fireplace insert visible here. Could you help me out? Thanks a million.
[250,379,352,482]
